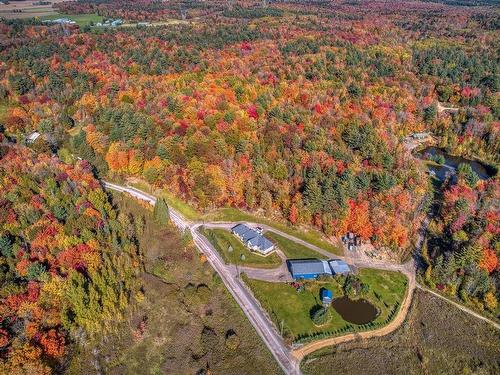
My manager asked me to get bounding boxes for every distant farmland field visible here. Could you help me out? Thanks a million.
[0,0,66,19]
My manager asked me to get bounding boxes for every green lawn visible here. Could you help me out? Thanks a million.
[207,208,341,255]
[199,227,282,269]
[266,232,328,260]
[41,13,103,27]
[159,190,202,222]
[243,268,408,341]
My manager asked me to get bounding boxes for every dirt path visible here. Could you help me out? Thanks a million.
[417,284,500,330]
[230,263,292,282]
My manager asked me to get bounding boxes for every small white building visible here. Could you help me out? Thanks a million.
[42,18,76,25]
[26,132,41,144]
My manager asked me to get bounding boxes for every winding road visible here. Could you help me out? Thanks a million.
[102,181,498,374]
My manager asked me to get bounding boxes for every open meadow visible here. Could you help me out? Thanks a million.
[302,289,500,375]
[0,0,66,19]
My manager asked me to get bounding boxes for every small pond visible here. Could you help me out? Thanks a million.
[416,146,496,182]
[331,296,378,325]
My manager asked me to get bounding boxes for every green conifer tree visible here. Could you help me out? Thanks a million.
[153,197,170,225]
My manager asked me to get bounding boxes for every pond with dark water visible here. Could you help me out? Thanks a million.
[416,146,496,182]
[331,296,378,325]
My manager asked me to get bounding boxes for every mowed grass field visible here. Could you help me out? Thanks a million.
[199,227,282,269]
[0,0,65,19]
[244,268,408,341]
[301,289,500,375]
[41,13,103,26]
[266,231,328,260]
[69,192,282,374]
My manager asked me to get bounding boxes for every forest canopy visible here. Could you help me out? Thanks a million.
[0,1,498,363]
[0,145,142,373]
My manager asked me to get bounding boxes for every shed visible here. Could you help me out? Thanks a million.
[412,132,429,140]
[26,132,41,144]
[287,259,332,280]
[328,259,351,275]
[231,224,253,240]
[321,288,333,305]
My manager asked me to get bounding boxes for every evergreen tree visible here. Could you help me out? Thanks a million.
[457,163,479,188]
[153,197,170,225]
[304,178,322,213]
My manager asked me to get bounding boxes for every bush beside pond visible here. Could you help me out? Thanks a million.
[310,306,331,326]
[242,268,408,342]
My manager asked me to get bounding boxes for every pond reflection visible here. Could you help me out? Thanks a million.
[417,146,495,182]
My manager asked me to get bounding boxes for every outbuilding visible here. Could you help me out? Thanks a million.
[321,288,333,305]
[26,132,41,144]
[287,259,332,280]
[329,259,351,275]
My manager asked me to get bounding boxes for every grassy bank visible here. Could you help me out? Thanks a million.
[199,227,282,269]
[126,180,202,221]
[159,190,202,221]
[266,232,328,260]
[244,269,408,341]
[301,289,500,375]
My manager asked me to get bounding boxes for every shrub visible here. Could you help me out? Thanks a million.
[310,306,330,325]
[225,330,240,350]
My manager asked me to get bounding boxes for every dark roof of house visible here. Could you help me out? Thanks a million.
[231,223,258,242]
[329,259,351,274]
[288,259,332,276]
[232,223,251,236]
[247,235,274,251]
[242,230,258,242]
[232,224,274,251]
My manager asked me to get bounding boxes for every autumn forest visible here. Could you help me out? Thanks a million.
[0,0,499,373]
